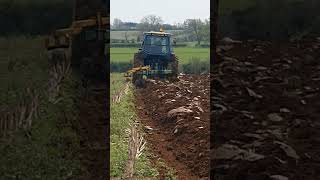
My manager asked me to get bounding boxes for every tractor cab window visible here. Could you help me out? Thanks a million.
[145,36,168,46]
[143,35,169,54]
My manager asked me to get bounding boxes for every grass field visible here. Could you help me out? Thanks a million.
[111,31,140,41]
[111,47,210,64]
[110,73,158,178]
[0,36,81,179]
[0,36,49,106]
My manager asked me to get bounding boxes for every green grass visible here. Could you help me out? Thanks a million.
[110,73,128,98]
[0,74,81,180]
[110,47,210,73]
[0,36,81,179]
[110,47,210,64]
[110,73,158,178]
[0,36,49,106]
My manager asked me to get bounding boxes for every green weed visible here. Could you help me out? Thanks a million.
[110,74,158,178]
[0,36,81,179]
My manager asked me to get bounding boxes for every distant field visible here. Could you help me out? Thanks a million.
[110,47,210,64]
[111,31,139,40]
[111,30,185,40]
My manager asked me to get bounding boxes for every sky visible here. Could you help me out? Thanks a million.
[110,0,210,25]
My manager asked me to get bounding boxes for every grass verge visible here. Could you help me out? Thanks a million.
[110,73,158,178]
[0,36,81,179]
[0,69,81,180]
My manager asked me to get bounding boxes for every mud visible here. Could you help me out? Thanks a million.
[135,75,210,179]
[77,81,108,180]
[212,36,320,180]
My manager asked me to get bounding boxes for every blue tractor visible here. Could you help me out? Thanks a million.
[131,29,179,87]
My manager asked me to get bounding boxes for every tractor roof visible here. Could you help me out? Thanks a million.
[144,31,171,36]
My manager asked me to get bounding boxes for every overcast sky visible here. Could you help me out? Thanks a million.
[110,0,210,25]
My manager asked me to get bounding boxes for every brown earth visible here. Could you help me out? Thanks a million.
[212,36,320,180]
[77,81,109,180]
[135,75,210,179]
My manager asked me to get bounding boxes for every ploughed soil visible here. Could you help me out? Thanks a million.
[135,75,210,179]
[212,36,320,180]
[77,81,109,180]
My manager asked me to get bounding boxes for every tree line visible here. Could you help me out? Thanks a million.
[112,15,210,45]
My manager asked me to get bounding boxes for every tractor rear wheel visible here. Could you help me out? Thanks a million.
[132,52,144,86]
[169,54,179,80]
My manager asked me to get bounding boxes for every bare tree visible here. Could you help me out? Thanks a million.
[138,15,163,31]
[184,19,204,45]
[124,31,129,43]
[201,18,210,42]
[113,18,123,29]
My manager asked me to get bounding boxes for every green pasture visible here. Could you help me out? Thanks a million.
[110,47,210,64]
[0,36,81,179]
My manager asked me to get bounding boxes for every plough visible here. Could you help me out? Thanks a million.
[124,66,151,78]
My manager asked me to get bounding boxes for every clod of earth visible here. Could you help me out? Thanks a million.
[212,36,320,179]
[270,175,289,180]
[268,113,284,122]
[221,37,243,44]
[167,107,193,118]
[280,108,291,113]
[144,126,153,131]
[274,141,300,160]
[213,144,265,162]
[246,87,263,99]
[135,75,209,179]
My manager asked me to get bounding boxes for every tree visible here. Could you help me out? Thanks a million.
[184,19,205,45]
[113,18,123,29]
[201,19,210,42]
[124,31,129,43]
[137,35,141,43]
[138,15,163,31]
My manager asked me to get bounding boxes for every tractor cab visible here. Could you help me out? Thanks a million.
[136,29,176,75]
[140,30,173,55]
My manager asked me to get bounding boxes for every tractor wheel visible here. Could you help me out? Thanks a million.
[134,78,146,88]
[133,52,144,67]
[132,52,144,85]
[169,54,179,81]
